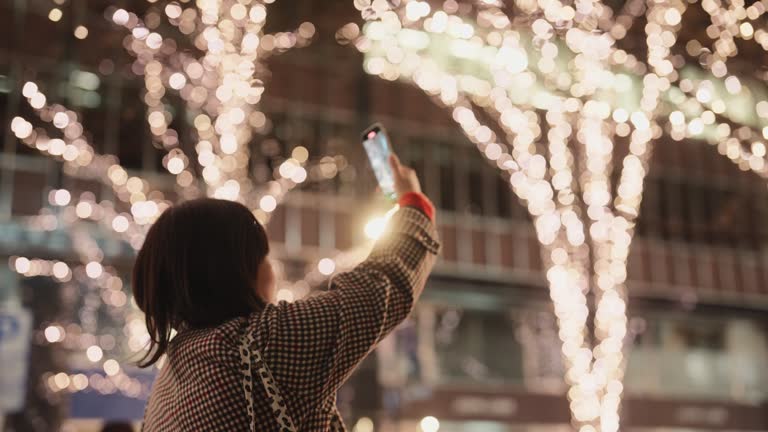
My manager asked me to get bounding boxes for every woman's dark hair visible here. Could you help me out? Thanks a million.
[132,198,269,367]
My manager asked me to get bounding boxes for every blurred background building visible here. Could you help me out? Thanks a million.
[0,0,767,431]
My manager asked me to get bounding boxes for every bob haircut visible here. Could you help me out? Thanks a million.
[132,198,269,367]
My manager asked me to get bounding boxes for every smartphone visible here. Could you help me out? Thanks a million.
[361,123,397,201]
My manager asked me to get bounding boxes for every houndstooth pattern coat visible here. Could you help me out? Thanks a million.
[142,206,440,431]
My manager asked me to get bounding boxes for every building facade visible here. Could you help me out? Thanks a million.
[0,0,767,431]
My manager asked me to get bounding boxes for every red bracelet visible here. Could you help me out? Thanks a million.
[398,192,435,221]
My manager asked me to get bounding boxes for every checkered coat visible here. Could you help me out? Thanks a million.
[142,206,440,431]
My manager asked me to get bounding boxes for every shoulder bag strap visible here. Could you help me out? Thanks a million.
[239,326,298,432]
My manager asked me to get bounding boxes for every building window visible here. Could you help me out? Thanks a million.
[433,307,524,385]
[626,315,768,402]
[437,145,457,211]
[638,176,768,250]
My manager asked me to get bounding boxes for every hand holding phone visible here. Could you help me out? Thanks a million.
[362,123,422,200]
[388,153,421,196]
[362,123,397,201]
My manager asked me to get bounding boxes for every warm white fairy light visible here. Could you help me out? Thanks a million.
[15,85,168,225]
[44,325,64,343]
[317,257,336,276]
[10,257,71,282]
[346,0,762,429]
[669,0,768,180]
[86,345,104,362]
[74,25,89,40]
[420,415,440,432]
[10,249,141,360]
[103,359,120,376]
[51,189,71,206]
[11,210,152,399]
[48,8,63,22]
[8,2,347,405]
[258,195,277,212]
[113,0,316,206]
[16,192,146,340]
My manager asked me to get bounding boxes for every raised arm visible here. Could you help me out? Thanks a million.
[245,157,440,424]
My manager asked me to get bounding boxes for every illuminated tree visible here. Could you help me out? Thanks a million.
[345,0,768,430]
[108,0,317,214]
[6,0,335,403]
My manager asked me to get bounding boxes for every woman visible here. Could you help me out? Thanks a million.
[134,154,439,431]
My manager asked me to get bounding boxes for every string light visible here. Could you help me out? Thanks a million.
[112,1,316,205]
[15,85,168,224]
[419,416,440,432]
[44,325,64,343]
[317,258,336,276]
[349,0,762,429]
[74,26,89,40]
[11,191,152,398]
[86,345,104,362]
[48,8,63,22]
[9,1,343,407]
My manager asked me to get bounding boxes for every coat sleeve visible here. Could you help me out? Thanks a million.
[247,206,439,421]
